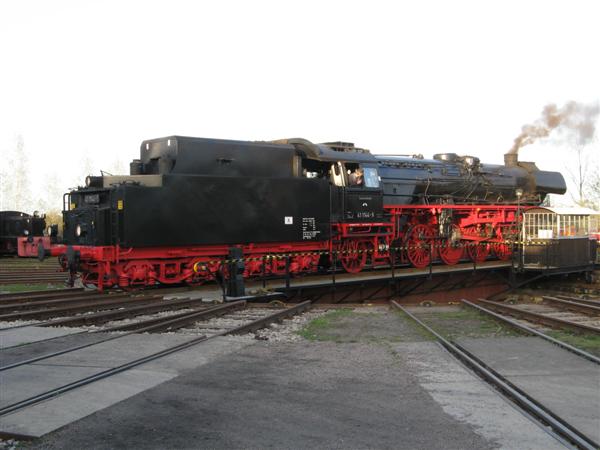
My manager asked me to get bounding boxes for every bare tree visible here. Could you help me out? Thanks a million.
[36,172,64,213]
[13,136,32,211]
[67,152,97,189]
[587,167,600,210]
[107,157,126,176]
[0,135,32,212]
[565,132,600,209]
[0,165,9,211]
[566,144,590,206]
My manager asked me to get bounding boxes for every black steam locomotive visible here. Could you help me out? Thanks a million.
[30,136,566,290]
[0,211,47,255]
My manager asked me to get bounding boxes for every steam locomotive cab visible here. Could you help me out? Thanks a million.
[299,161,383,224]
[286,139,384,224]
[341,165,383,222]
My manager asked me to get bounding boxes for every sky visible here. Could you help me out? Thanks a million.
[0,0,599,211]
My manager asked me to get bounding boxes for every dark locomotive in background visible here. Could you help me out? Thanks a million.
[0,211,47,255]
[21,136,567,290]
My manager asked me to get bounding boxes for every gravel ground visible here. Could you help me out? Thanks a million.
[82,307,198,331]
[0,439,18,450]
[2,305,568,449]
[254,309,329,342]
[21,305,564,449]
[28,340,497,450]
[0,319,45,328]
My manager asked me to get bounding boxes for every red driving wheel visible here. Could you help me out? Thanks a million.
[438,225,463,265]
[466,241,490,262]
[406,224,435,268]
[491,228,514,261]
[339,239,369,273]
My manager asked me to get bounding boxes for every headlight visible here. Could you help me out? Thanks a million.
[85,176,91,187]
[23,229,30,236]
[75,224,82,237]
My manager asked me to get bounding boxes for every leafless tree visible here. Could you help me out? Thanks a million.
[108,157,126,176]
[36,172,64,213]
[566,134,600,209]
[587,167,600,210]
[0,135,32,212]
[566,144,590,206]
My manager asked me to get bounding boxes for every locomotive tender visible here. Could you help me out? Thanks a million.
[25,136,566,290]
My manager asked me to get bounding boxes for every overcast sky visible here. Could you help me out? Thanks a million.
[1,0,599,210]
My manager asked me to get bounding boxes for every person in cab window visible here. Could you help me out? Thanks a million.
[349,168,364,186]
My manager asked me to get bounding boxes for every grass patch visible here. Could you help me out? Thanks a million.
[0,283,64,294]
[415,307,524,340]
[545,330,600,357]
[297,307,434,343]
[297,309,354,341]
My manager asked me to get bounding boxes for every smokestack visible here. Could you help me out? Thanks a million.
[504,153,518,167]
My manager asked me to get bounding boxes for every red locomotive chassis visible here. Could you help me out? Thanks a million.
[21,204,519,291]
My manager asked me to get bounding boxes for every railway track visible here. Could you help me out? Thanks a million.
[0,300,311,417]
[392,301,599,450]
[0,260,66,285]
[472,297,600,336]
[538,282,600,297]
[0,275,67,285]
[0,291,229,335]
[0,294,198,323]
[0,259,57,268]
[517,288,600,305]
[0,287,84,301]
[461,300,600,364]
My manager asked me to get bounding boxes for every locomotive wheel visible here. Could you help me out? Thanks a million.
[467,241,490,263]
[339,240,369,273]
[270,257,287,275]
[438,225,463,265]
[492,228,515,261]
[81,272,100,290]
[491,242,512,261]
[406,224,435,269]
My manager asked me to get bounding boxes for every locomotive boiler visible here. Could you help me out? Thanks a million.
[24,136,566,290]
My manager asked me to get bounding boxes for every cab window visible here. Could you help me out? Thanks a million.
[363,167,380,188]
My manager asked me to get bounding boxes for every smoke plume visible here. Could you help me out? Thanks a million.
[509,101,600,155]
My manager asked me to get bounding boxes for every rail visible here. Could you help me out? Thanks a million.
[0,301,311,417]
[461,299,600,365]
[474,298,600,336]
[391,301,599,450]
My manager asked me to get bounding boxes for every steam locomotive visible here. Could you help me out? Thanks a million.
[1,211,47,255]
[22,136,566,290]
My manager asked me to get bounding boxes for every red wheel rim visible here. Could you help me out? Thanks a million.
[492,243,511,260]
[467,241,490,263]
[439,226,463,265]
[492,228,515,261]
[339,240,368,273]
[406,224,434,268]
[270,258,287,275]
